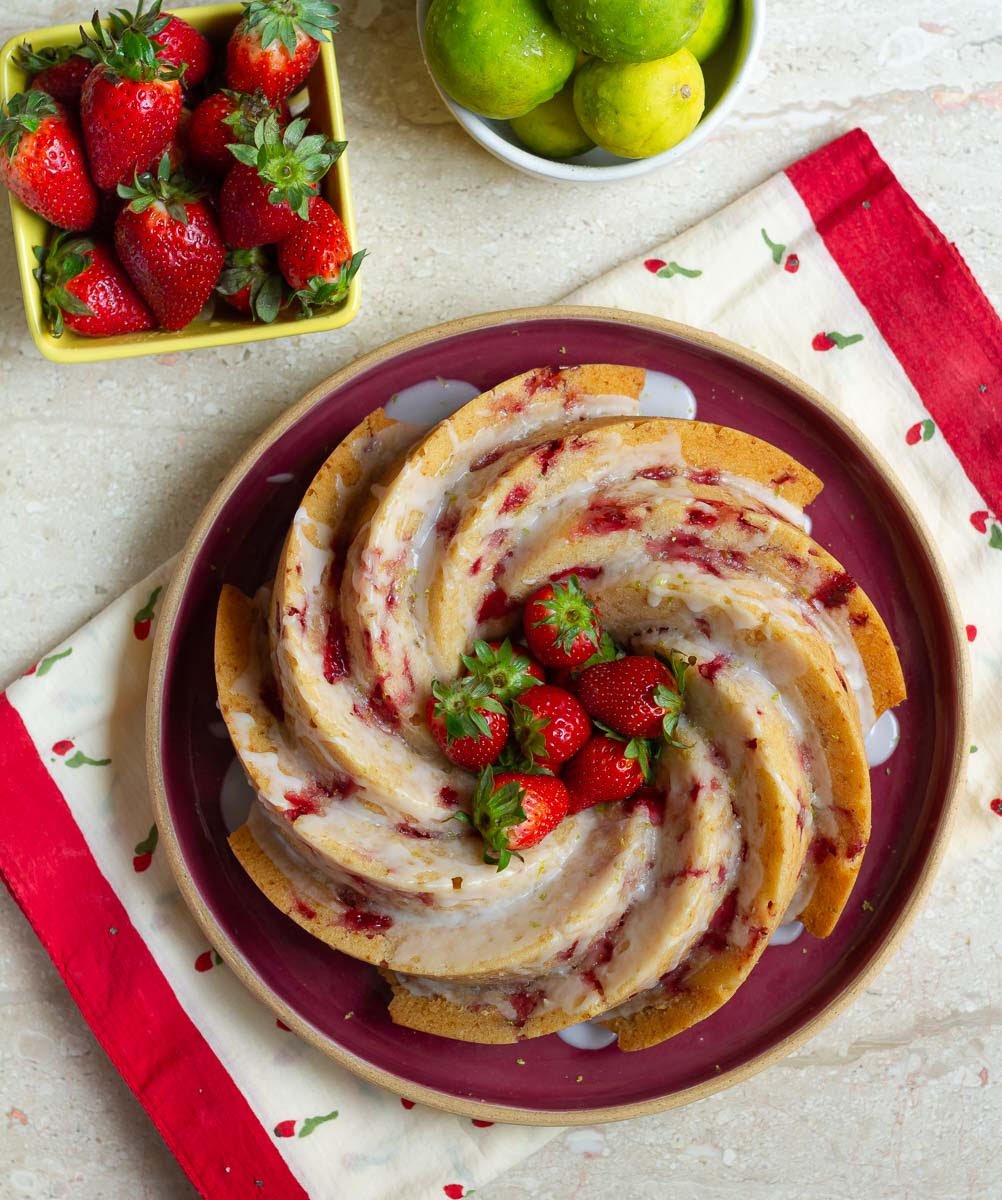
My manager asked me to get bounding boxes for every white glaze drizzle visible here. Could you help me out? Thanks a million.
[638,370,697,419]
[557,1022,618,1050]
[769,920,805,946]
[865,709,900,767]
[384,378,481,426]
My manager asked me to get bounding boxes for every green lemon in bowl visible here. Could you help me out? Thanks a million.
[573,51,705,159]
[510,81,594,158]
[686,0,736,62]
[424,0,578,120]
[547,0,706,63]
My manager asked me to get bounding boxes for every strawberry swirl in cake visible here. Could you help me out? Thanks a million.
[215,364,905,1050]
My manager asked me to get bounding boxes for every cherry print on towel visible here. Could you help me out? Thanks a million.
[989,799,1002,817]
[761,228,799,272]
[400,1098,415,1109]
[905,419,935,445]
[645,259,702,280]
[194,949,223,972]
[133,586,162,641]
[34,647,72,676]
[966,625,977,642]
[471,1118,494,1127]
[273,1110,338,1139]
[133,824,158,872]
[443,1187,471,1199]
[970,510,989,533]
[52,739,74,756]
[813,331,864,352]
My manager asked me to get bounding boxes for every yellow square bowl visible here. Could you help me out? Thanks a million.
[0,3,359,363]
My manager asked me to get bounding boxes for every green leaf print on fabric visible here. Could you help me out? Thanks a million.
[656,262,702,279]
[298,1110,339,1137]
[760,227,785,264]
[65,750,111,768]
[133,586,163,641]
[36,647,72,676]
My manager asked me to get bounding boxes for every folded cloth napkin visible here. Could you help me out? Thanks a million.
[1,129,997,1200]
[566,127,1000,851]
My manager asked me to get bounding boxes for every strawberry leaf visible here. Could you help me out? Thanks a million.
[532,575,601,653]
[78,15,182,83]
[653,650,693,747]
[107,2,172,43]
[227,142,260,167]
[290,250,365,318]
[243,0,340,54]
[431,676,502,745]
[496,741,544,773]
[14,42,84,74]
[578,630,622,670]
[252,273,285,323]
[467,766,526,872]
[240,113,344,222]
[221,88,277,149]
[460,638,539,701]
[623,737,654,782]
[0,90,60,158]
[511,699,550,764]
[33,233,99,336]
[216,246,287,323]
[469,708,492,739]
[117,156,204,222]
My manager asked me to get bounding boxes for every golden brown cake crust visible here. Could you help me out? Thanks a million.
[228,821,398,964]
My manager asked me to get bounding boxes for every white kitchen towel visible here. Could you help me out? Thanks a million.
[1,128,997,1200]
[568,128,999,850]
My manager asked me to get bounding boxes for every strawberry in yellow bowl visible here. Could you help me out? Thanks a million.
[0,1,360,362]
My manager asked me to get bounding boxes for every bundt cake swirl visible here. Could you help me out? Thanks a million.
[215,364,905,1051]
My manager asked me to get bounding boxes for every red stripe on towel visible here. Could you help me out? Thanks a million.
[788,128,1002,514]
[0,693,307,1200]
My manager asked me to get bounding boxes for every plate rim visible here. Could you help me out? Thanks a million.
[146,304,969,1125]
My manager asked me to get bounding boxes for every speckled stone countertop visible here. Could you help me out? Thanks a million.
[1,1,1000,1196]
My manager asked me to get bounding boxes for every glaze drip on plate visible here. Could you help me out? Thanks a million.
[384,378,480,426]
[637,369,697,419]
[214,364,906,1051]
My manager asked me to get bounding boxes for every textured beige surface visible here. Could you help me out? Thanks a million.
[1,0,1000,1196]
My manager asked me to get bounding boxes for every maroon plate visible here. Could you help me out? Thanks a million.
[149,307,966,1123]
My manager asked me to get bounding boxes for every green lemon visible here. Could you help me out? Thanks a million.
[510,81,594,158]
[424,0,577,120]
[547,0,706,63]
[573,51,705,159]
[686,0,736,62]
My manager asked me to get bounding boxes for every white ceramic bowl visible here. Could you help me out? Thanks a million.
[416,0,764,182]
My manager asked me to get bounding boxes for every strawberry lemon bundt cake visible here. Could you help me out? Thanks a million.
[215,364,905,1050]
